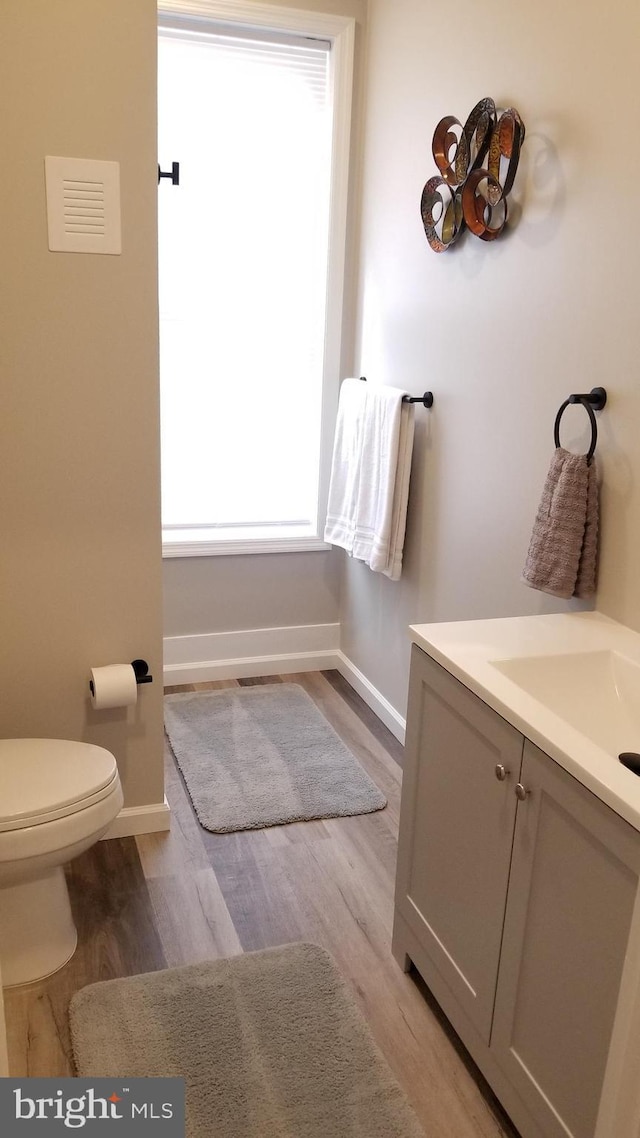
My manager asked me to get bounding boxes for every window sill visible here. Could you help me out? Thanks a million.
[162,525,332,558]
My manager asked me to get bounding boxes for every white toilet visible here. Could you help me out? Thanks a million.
[0,739,123,987]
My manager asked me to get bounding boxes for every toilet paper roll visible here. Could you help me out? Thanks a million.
[89,664,138,710]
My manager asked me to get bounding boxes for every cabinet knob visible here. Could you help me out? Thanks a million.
[515,783,529,801]
[495,763,509,781]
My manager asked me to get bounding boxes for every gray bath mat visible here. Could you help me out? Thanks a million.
[70,943,424,1138]
[163,683,386,832]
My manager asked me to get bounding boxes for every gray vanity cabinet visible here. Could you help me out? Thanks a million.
[393,644,640,1138]
[393,644,524,1042]
[491,738,640,1138]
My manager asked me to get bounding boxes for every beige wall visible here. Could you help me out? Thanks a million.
[161,0,367,641]
[342,0,640,715]
[0,0,164,808]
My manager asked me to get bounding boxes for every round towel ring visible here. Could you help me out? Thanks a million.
[553,388,605,465]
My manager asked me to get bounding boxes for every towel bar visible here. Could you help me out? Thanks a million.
[402,392,434,407]
[358,377,434,408]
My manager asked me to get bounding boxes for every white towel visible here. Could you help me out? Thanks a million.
[324,379,415,580]
[378,398,415,580]
[323,378,367,553]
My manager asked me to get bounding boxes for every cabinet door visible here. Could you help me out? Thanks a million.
[394,645,523,1042]
[491,740,640,1138]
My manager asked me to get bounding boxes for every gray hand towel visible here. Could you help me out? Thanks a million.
[574,458,599,597]
[522,447,599,599]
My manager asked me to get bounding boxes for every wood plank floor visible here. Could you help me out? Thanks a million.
[4,671,519,1138]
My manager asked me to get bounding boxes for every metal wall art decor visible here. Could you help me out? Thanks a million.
[421,98,525,252]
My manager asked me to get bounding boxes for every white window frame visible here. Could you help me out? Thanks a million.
[158,0,355,558]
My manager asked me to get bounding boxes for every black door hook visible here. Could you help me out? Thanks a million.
[158,162,180,186]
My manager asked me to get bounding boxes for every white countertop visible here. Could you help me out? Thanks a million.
[410,611,640,832]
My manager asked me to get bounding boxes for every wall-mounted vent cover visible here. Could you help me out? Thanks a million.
[44,156,121,254]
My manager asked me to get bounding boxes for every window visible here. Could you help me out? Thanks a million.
[158,3,355,556]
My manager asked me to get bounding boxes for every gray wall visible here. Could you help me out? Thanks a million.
[341,0,640,716]
[0,0,164,808]
[163,553,340,637]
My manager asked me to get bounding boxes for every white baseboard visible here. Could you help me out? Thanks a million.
[335,651,406,744]
[164,650,342,685]
[102,796,171,840]
[163,623,340,685]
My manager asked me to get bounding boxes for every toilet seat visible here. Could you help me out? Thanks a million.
[0,739,119,832]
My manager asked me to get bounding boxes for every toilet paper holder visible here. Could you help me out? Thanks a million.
[131,659,153,685]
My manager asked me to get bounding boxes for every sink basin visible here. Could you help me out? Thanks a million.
[489,650,640,755]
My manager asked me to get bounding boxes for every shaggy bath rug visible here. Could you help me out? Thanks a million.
[69,942,424,1138]
[163,683,386,832]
